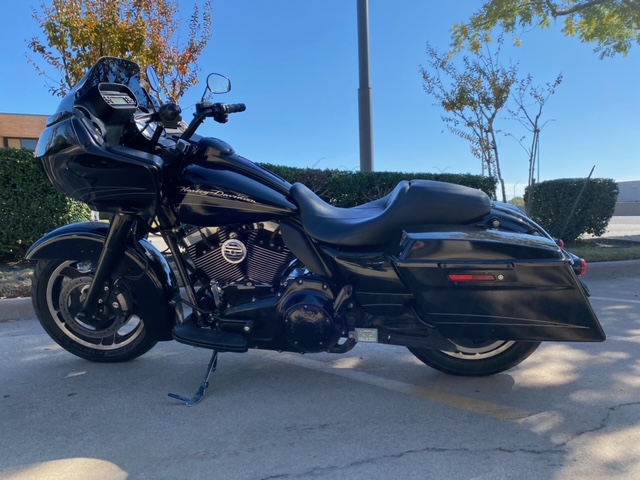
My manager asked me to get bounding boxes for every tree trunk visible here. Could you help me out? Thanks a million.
[489,127,507,202]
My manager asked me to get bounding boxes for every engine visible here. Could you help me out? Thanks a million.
[183,223,343,353]
[183,222,295,292]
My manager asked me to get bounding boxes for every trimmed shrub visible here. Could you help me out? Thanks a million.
[0,148,91,259]
[524,178,618,243]
[260,164,496,207]
[0,149,494,259]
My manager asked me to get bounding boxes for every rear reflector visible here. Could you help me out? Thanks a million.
[448,274,496,282]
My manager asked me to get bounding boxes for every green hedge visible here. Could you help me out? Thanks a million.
[524,178,618,243]
[260,164,496,207]
[0,149,494,259]
[0,148,91,259]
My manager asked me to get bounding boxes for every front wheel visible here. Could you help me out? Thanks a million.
[32,259,157,362]
[409,339,540,377]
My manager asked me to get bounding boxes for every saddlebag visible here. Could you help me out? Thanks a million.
[393,228,605,342]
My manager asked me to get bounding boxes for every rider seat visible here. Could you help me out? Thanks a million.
[290,180,491,246]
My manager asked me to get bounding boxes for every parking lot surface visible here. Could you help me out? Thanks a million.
[1,263,639,480]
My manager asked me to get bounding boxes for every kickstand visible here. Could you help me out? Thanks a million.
[168,350,218,407]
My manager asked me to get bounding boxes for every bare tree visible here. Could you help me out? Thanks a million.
[422,38,517,201]
[508,73,563,190]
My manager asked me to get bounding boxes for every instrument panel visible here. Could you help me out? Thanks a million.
[101,91,138,108]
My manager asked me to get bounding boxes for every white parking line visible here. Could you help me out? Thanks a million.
[253,350,531,424]
[590,296,640,304]
[606,335,640,343]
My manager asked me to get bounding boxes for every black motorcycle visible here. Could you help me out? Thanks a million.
[27,57,604,406]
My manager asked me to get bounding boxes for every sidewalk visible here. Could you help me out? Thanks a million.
[597,215,640,242]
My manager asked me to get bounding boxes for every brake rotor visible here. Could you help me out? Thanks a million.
[59,277,133,339]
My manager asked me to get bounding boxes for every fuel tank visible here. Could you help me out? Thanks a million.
[172,137,297,226]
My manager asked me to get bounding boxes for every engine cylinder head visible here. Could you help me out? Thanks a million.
[183,223,294,287]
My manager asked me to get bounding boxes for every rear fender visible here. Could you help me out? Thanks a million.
[26,222,178,341]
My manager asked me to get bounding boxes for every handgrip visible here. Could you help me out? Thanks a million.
[223,103,246,114]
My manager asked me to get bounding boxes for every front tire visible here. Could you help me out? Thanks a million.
[32,259,157,362]
[409,339,540,377]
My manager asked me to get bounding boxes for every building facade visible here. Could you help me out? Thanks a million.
[615,181,640,216]
[0,113,48,150]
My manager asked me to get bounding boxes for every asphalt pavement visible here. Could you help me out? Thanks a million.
[2,217,640,479]
[2,268,640,479]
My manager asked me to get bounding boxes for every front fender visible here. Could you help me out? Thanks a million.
[26,222,178,341]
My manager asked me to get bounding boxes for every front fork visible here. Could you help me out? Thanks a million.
[74,208,204,325]
[76,212,136,323]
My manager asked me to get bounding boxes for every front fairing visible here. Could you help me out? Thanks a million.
[48,57,156,125]
[35,57,165,215]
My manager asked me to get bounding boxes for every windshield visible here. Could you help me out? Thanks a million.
[54,57,157,115]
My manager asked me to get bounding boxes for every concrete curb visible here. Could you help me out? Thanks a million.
[584,259,640,278]
[0,297,33,323]
[1,260,638,324]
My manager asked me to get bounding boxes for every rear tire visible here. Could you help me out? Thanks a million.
[409,339,540,377]
[32,259,157,363]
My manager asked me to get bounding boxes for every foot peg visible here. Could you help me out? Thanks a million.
[168,350,218,407]
[172,324,248,352]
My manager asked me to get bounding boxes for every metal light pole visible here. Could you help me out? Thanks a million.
[357,0,374,172]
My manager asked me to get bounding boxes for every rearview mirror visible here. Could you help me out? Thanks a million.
[202,73,231,101]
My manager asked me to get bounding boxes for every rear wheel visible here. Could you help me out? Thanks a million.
[409,339,540,376]
[32,259,157,362]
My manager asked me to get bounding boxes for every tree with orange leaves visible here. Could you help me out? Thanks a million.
[28,0,212,101]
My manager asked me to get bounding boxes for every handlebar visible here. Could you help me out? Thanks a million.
[179,102,246,140]
[132,101,246,164]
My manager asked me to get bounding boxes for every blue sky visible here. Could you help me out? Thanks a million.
[1,1,638,198]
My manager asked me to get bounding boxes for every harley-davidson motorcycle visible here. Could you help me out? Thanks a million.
[27,57,605,405]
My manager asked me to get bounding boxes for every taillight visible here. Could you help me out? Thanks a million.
[581,258,587,276]
[448,274,496,282]
[557,239,565,248]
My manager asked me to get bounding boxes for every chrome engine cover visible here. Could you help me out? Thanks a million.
[183,222,294,287]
